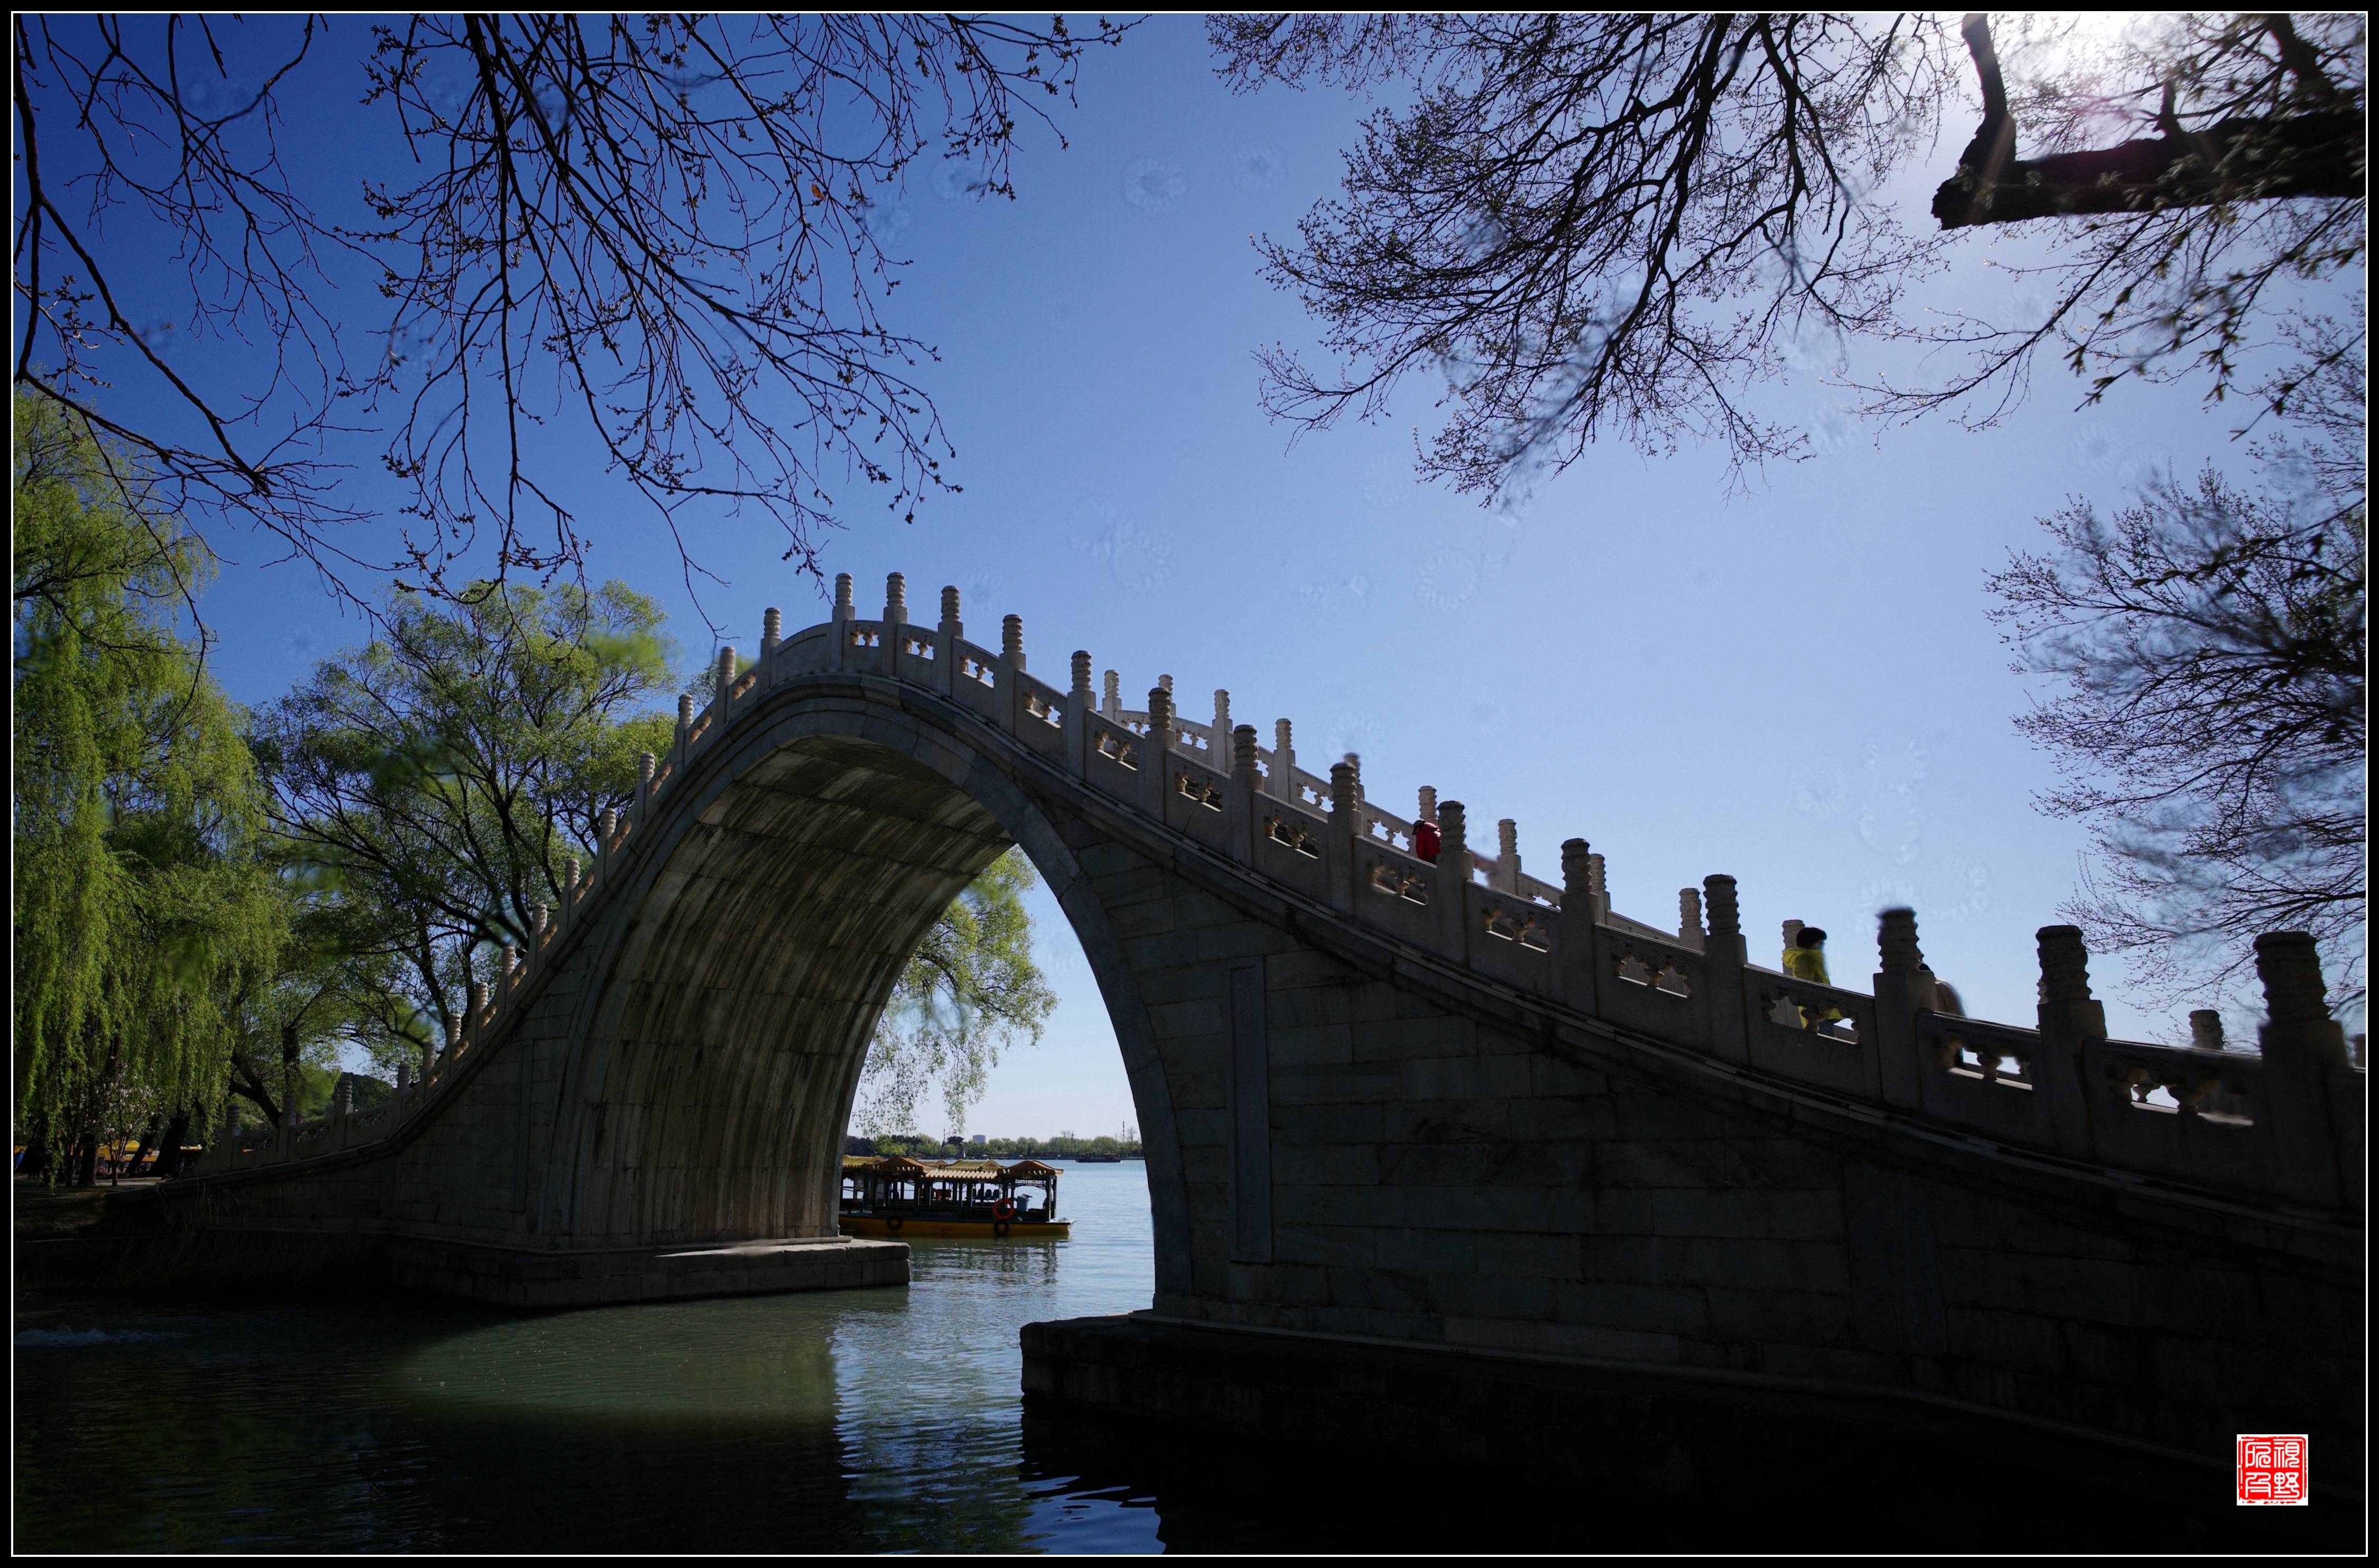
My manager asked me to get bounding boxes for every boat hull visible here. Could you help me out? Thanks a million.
[839,1215,1069,1240]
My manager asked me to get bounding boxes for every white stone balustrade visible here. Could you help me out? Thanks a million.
[190,577,2365,1217]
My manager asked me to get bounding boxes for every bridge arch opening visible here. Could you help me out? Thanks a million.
[538,714,1188,1300]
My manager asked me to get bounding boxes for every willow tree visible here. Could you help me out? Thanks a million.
[12,392,282,1177]
[256,580,679,1050]
[852,851,1059,1141]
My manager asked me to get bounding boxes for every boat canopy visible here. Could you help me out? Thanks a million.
[844,1156,1059,1185]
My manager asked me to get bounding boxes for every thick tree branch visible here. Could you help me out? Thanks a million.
[1933,13,2363,228]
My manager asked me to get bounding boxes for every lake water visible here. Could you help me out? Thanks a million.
[13,1162,1559,1554]
[15,1158,2330,1553]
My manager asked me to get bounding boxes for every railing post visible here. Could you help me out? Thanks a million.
[674,693,694,772]
[1328,756,1361,915]
[1211,689,1232,768]
[1557,839,1601,1013]
[2255,931,2350,1207]
[1702,873,1748,1066]
[938,586,964,698]
[1002,614,1027,730]
[1142,684,1174,819]
[1271,718,1296,800]
[1434,800,1471,961]
[1677,888,1703,948]
[760,605,782,675]
[881,573,907,677]
[715,646,737,718]
[1068,650,1093,776]
[1103,668,1122,722]
[2189,1010,2226,1051]
[1587,852,1609,923]
[2033,925,2104,1158]
[1872,906,1932,1109]
[635,755,653,816]
[1227,723,1260,865]
[832,572,854,670]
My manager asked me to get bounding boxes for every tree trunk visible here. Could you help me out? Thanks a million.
[71,1131,99,1188]
[1933,14,2363,230]
[281,1022,302,1125]
[229,1054,282,1126]
[152,1108,195,1179]
[1934,110,2366,229]
[124,1113,164,1182]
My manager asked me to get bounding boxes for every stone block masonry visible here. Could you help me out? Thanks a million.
[130,575,2359,1506]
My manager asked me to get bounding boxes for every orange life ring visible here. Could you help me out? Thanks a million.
[992,1198,1016,1221]
[885,1216,904,1233]
[993,1221,1012,1238]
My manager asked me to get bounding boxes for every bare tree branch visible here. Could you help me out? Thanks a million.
[13,14,1129,615]
[1215,12,2365,496]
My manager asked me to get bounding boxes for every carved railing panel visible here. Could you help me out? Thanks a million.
[778,626,832,675]
[1014,673,1068,758]
[1163,753,1232,851]
[1084,714,1144,808]
[895,629,938,684]
[1358,847,1435,947]
[1593,928,1706,1046]
[1255,803,1332,901]
[952,639,1002,720]
[1743,966,1879,1097]
[1467,883,1554,990]
[1360,803,1420,857]
[2082,1037,2276,1194]
[1915,1012,2054,1144]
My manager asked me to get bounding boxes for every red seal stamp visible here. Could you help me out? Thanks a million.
[2237,1435,2309,1505]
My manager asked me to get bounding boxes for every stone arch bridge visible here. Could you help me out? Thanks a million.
[150,574,2362,1506]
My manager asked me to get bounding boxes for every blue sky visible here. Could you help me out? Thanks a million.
[33,18,2347,1135]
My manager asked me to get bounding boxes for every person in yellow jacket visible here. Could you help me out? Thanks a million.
[1782,926,1845,1033]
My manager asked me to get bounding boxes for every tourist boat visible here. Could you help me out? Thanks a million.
[837,1155,1070,1239]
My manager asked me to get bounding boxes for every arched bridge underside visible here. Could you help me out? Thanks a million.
[149,583,2363,1516]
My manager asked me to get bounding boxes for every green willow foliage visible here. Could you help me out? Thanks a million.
[854,850,1058,1139]
[258,580,678,1050]
[12,392,282,1136]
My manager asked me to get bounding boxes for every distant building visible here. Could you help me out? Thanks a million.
[970,1133,987,1145]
